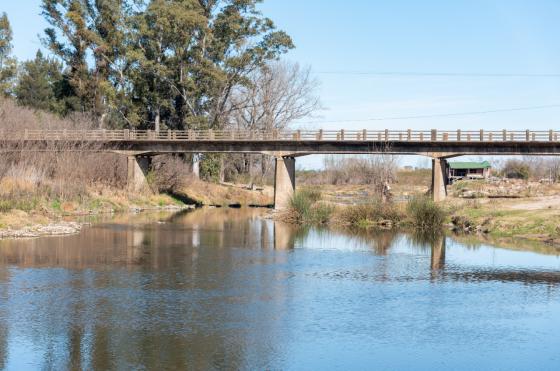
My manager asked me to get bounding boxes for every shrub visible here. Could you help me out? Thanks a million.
[200,154,222,182]
[406,196,446,231]
[289,189,332,225]
[502,159,530,180]
[337,198,402,227]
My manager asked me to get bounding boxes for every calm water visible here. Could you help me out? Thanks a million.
[0,208,560,370]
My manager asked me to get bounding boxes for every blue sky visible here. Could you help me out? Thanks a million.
[4,0,560,168]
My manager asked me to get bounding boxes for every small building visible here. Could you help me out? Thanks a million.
[447,161,491,183]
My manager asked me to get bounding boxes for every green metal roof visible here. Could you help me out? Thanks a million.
[448,161,491,170]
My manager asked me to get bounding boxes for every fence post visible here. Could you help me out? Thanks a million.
[363,129,367,141]
[385,129,389,141]
[407,129,411,141]
[457,129,461,141]
[443,133,448,141]
[467,134,471,141]
[532,133,536,141]
[503,129,506,141]
[318,129,323,140]
[479,129,484,141]
[431,129,437,141]
[526,130,530,141]
[489,132,493,141]
[420,132,424,141]
[124,129,129,140]
[340,129,345,141]
[550,130,554,141]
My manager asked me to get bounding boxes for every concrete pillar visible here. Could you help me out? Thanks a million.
[192,154,200,179]
[127,155,152,193]
[431,158,448,202]
[274,156,295,210]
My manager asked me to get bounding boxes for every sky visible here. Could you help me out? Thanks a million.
[4,0,560,168]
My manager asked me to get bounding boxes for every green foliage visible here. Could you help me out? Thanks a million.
[0,12,17,97]
[0,197,39,213]
[38,0,293,132]
[338,198,402,228]
[289,189,333,225]
[51,198,61,211]
[406,196,446,231]
[200,154,222,182]
[15,50,66,113]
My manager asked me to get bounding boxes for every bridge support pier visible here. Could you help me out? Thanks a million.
[274,156,296,210]
[431,158,448,202]
[127,155,152,193]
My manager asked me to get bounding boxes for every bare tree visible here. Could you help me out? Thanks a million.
[225,61,321,183]
[229,61,320,131]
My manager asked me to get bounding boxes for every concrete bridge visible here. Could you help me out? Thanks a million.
[2,128,560,209]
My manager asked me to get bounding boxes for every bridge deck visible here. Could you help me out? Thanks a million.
[2,129,560,156]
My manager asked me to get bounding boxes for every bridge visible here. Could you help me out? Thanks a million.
[2,128,560,209]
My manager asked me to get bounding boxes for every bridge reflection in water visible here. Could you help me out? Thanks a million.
[0,209,559,369]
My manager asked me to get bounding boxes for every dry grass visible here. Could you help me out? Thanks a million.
[177,178,274,207]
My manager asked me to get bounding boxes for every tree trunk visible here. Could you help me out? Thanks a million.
[154,107,161,132]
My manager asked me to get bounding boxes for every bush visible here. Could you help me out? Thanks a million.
[200,154,222,182]
[337,198,402,228]
[406,196,446,231]
[289,189,333,225]
[502,159,530,180]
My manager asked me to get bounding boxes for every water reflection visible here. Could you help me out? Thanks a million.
[0,208,559,370]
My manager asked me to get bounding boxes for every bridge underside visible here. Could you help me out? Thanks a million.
[7,139,560,156]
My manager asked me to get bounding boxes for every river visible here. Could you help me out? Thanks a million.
[0,208,559,370]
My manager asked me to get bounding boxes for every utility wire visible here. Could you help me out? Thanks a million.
[298,104,560,124]
[315,71,560,77]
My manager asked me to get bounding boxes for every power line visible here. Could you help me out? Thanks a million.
[298,104,560,124]
[315,71,560,77]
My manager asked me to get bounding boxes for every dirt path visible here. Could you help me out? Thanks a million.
[502,196,560,211]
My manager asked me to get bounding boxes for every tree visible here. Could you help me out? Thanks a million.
[0,13,17,97]
[41,0,135,125]
[229,61,320,132]
[129,0,294,131]
[226,61,320,179]
[196,0,295,129]
[15,50,65,112]
[39,0,294,136]
[42,0,94,113]
[503,159,530,180]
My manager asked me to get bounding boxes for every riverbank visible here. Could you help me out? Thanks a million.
[0,190,189,239]
[0,179,275,239]
[282,178,560,248]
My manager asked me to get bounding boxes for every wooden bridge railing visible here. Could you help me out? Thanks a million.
[0,129,559,142]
